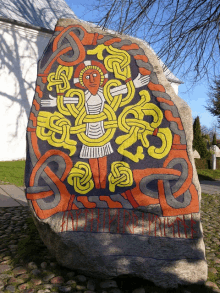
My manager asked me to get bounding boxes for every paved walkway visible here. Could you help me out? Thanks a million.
[0,181,220,207]
[0,185,27,207]
[200,180,220,195]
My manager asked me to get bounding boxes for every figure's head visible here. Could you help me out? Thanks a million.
[81,67,102,95]
[74,61,108,94]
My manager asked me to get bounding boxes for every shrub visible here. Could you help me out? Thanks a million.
[212,133,217,145]
[193,116,210,159]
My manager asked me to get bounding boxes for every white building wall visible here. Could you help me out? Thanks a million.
[0,21,181,161]
[0,21,51,161]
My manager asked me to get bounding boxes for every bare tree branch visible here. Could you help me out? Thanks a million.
[84,0,220,83]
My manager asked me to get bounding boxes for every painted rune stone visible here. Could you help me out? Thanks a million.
[25,19,207,287]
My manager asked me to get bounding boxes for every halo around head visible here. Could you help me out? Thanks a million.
[74,60,108,89]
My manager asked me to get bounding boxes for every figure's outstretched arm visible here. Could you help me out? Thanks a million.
[110,74,150,97]
[41,95,57,107]
[41,95,79,107]
[63,97,79,104]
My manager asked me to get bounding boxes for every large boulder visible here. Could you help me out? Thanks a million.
[25,18,207,288]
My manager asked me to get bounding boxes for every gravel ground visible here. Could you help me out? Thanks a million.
[0,193,220,293]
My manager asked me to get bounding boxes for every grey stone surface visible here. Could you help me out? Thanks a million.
[25,18,207,288]
[0,265,12,273]
[100,280,118,289]
[0,201,218,292]
[42,273,55,282]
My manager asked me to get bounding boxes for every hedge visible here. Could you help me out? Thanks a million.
[195,157,220,169]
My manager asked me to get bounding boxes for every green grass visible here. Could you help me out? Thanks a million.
[0,160,25,186]
[197,169,220,181]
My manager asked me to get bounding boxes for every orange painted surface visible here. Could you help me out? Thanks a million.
[55,26,63,32]
[92,33,99,45]
[30,149,73,187]
[104,38,122,46]
[158,180,199,217]
[67,195,75,211]
[153,128,158,136]
[53,26,75,51]
[173,134,181,144]
[148,82,166,93]
[121,44,140,51]
[72,25,96,45]
[165,110,183,130]
[98,35,104,40]
[26,190,53,200]
[30,113,37,127]
[171,145,187,150]
[31,171,74,219]
[33,99,40,111]
[37,73,48,77]
[42,77,47,83]
[77,197,96,208]
[36,85,43,98]
[28,148,75,219]
[43,46,72,76]
[99,196,123,208]
[139,67,151,76]
[125,190,139,208]
[134,54,148,63]
[27,127,36,132]
[156,97,174,105]
[98,156,107,189]
[121,192,128,200]
[89,158,101,189]
[132,168,181,207]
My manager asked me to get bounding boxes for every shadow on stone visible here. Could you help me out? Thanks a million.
[0,212,216,293]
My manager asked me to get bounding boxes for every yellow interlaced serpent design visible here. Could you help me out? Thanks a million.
[67,162,94,194]
[108,161,133,193]
[36,45,172,193]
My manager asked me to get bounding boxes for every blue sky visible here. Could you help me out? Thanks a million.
[179,82,217,129]
[66,1,218,132]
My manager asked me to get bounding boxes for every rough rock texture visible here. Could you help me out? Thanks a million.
[25,18,207,288]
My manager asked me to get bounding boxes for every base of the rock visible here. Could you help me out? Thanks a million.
[31,208,207,288]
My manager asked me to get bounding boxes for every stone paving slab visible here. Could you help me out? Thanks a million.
[200,180,220,195]
[0,187,20,207]
[0,185,27,207]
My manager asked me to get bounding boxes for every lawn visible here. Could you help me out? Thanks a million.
[0,160,25,186]
[197,169,220,181]
[0,160,220,186]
